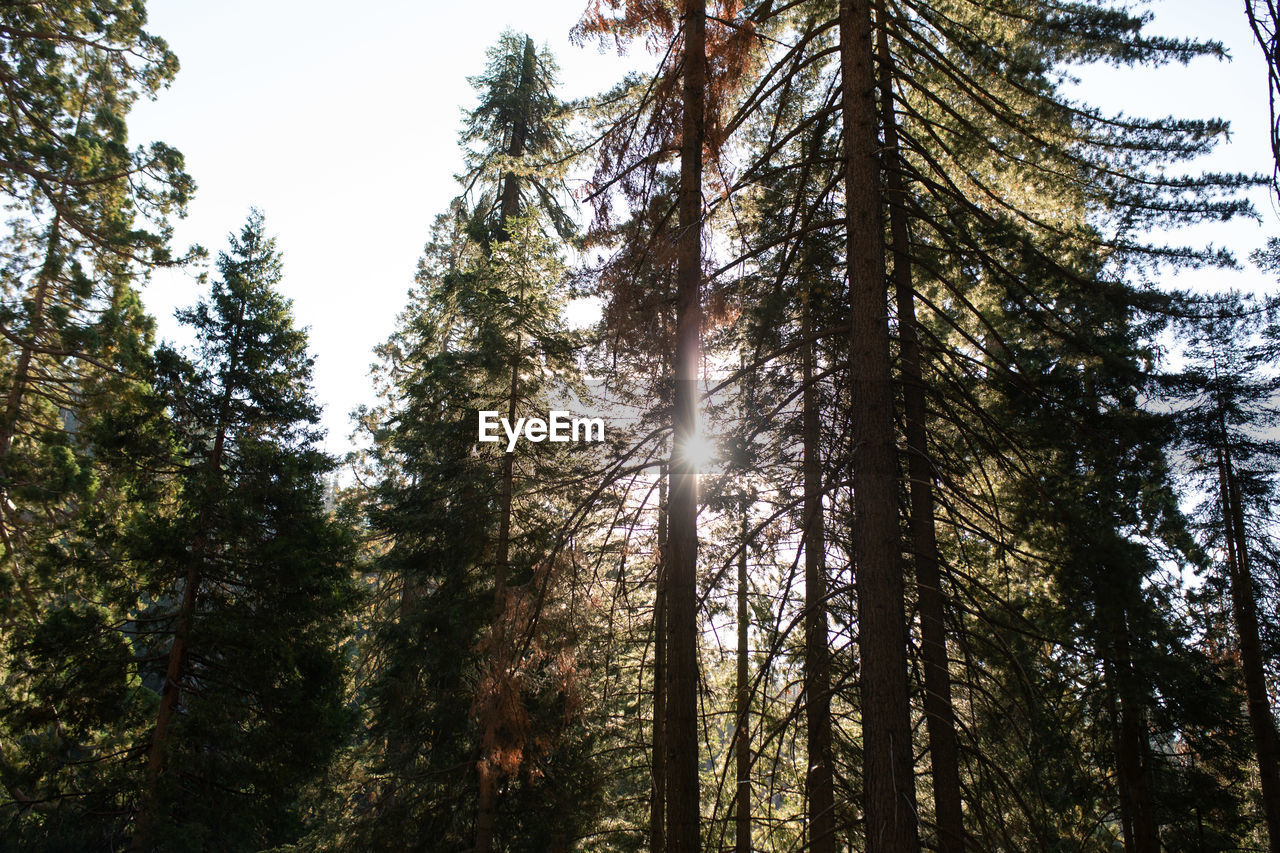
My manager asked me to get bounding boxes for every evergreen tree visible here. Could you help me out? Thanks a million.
[320,35,602,852]
[130,211,355,851]
[461,32,574,244]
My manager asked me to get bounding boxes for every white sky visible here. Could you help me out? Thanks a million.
[126,0,1278,457]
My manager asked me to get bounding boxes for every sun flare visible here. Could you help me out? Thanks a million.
[680,432,717,471]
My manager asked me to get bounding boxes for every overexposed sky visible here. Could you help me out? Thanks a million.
[128,0,640,454]
[127,0,1277,457]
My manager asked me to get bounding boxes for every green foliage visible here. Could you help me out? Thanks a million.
[123,212,356,851]
[461,31,575,244]
[0,2,193,847]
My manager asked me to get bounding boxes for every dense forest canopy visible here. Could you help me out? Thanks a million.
[3,1,1280,852]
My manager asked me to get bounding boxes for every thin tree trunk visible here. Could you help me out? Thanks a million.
[474,38,536,853]
[0,78,89,463]
[840,0,919,849]
[653,469,668,853]
[874,12,964,852]
[736,494,751,853]
[1220,446,1280,853]
[802,290,836,853]
[667,0,706,849]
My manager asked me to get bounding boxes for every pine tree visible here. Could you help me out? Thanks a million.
[322,37,603,851]
[130,211,354,852]
[459,34,581,852]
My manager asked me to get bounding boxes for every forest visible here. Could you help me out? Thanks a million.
[3,1,1280,851]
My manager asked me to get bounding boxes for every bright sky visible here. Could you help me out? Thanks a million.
[127,0,1277,457]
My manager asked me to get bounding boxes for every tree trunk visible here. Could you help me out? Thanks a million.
[802,291,836,853]
[875,12,964,852]
[1107,664,1137,852]
[839,0,920,849]
[667,0,706,848]
[497,36,535,240]
[736,495,752,853]
[652,469,668,853]
[1220,447,1280,853]
[1111,609,1159,853]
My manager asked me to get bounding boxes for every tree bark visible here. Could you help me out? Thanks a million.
[667,0,707,848]
[875,11,965,852]
[497,36,535,241]
[802,291,836,853]
[735,500,751,853]
[0,213,61,462]
[0,213,62,615]
[839,0,920,850]
[652,469,668,853]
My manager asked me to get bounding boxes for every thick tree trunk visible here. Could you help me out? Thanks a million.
[839,0,920,850]
[736,496,752,853]
[131,565,203,852]
[1108,671,1137,852]
[874,13,965,853]
[652,470,668,853]
[667,0,706,848]
[1220,448,1280,853]
[802,293,836,853]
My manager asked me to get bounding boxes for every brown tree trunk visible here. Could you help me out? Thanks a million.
[802,292,836,853]
[497,37,535,240]
[1220,447,1280,853]
[875,12,965,852]
[667,0,706,848]
[1108,673,1136,852]
[652,469,668,853]
[736,495,752,853]
[839,0,919,850]
[133,557,202,851]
